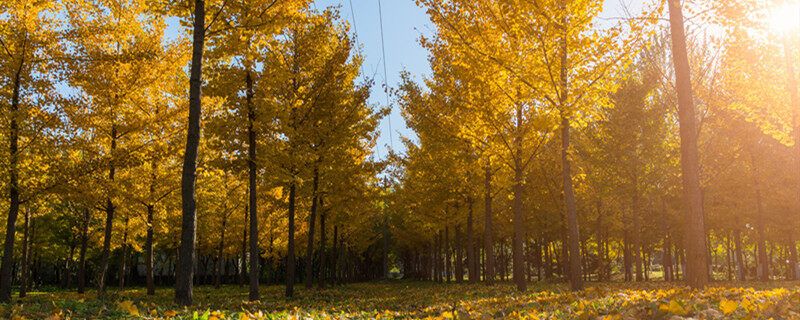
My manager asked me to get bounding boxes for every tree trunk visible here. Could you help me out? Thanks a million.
[734,229,744,281]
[78,208,89,294]
[784,38,800,281]
[98,125,117,296]
[175,0,206,306]
[19,208,31,298]
[632,173,643,282]
[146,204,155,295]
[512,103,526,292]
[483,164,495,284]
[240,203,248,285]
[119,216,129,290]
[662,197,673,281]
[318,205,326,289]
[305,164,320,289]
[455,224,464,283]
[215,210,227,288]
[747,152,769,281]
[561,114,582,291]
[445,226,451,282]
[332,225,338,286]
[383,207,390,279]
[667,0,708,289]
[596,200,605,281]
[467,198,476,283]
[246,69,259,301]
[0,43,24,303]
[286,182,297,297]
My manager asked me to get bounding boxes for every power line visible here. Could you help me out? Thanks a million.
[378,0,394,154]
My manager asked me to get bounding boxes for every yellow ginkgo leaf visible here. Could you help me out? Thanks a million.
[164,310,180,317]
[117,300,139,317]
[442,311,454,319]
[667,300,686,316]
[720,299,738,315]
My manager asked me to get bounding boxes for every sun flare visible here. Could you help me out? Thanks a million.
[768,2,800,33]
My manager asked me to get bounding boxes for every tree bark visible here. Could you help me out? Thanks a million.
[318,205,326,289]
[512,103,526,291]
[483,164,495,284]
[240,203,248,285]
[286,182,296,297]
[0,40,24,303]
[98,124,117,296]
[19,208,31,298]
[175,0,206,306]
[596,200,605,281]
[632,173,643,282]
[561,114,582,291]
[146,204,155,294]
[118,216,129,290]
[305,164,320,289]
[467,199,476,283]
[445,226,451,282]
[785,40,800,281]
[332,225,338,286]
[753,154,769,281]
[662,198,673,281]
[246,68,259,301]
[667,0,708,289]
[734,229,744,281]
[455,224,464,282]
[215,209,227,288]
[78,208,89,294]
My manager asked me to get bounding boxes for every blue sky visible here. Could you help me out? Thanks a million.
[310,0,643,160]
[312,0,433,159]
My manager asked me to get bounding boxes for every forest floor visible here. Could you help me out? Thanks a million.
[4,280,800,319]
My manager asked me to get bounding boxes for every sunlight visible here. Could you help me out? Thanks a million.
[768,2,800,33]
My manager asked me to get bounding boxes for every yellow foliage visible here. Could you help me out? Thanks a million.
[720,299,738,314]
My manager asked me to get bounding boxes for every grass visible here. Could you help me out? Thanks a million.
[4,280,800,319]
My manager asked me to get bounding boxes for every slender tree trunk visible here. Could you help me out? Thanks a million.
[305,164,320,289]
[318,205,326,289]
[175,0,206,305]
[596,200,605,281]
[240,203,248,285]
[215,211,227,288]
[245,69,259,301]
[19,208,31,298]
[146,204,155,294]
[333,225,339,285]
[0,43,24,303]
[455,224,464,282]
[561,114,582,290]
[623,234,632,281]
[667,0,708,289]
[725,234,733,281]
[784,40,800,281]
[119,217,129,290]
[483,164,495,284]
[286,182,297,297]
[445,226,451,282]
[64,244,75,289]
[512,104,526,291]
[661,197,673,281]
[98,125,117,296]
[753,156,769,281]
[734,229,744,281]
[383,207,390,279]
[632,173,643,281]
[78,208,89,294]
[467,198,476,283]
